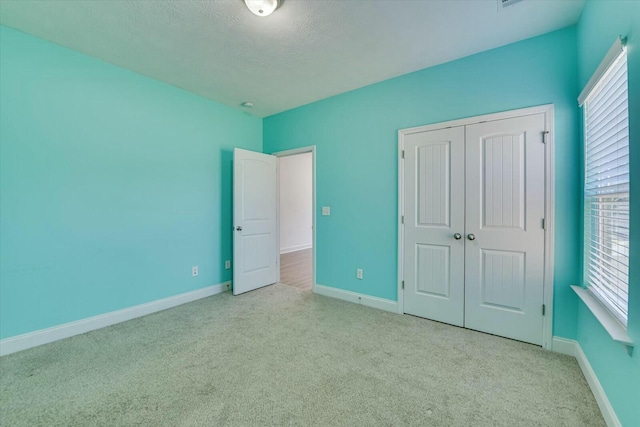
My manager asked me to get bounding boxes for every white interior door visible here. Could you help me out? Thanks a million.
[464,114,546,344]
[403,127,466,326]
[233,148,278,295]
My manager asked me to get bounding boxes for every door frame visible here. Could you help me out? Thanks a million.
[397,105,555,350]
[272,146,317,293]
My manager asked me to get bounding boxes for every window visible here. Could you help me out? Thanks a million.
[580,39,629,326]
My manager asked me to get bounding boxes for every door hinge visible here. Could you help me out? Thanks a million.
[402,280,405,290]
[542,131,549,143]
[401,150,405,159]
[541,218,546,229]
[542,304,546,316]
[402,215,404,224]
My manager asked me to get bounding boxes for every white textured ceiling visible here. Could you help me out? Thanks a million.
[0,0,585,117]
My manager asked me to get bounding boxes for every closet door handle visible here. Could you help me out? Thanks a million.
[467,233,476,241]
[236,226,243,231]
[454,233,462,240]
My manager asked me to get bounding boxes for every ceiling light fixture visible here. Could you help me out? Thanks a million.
[244,0,280,17]
[241,102,254,108]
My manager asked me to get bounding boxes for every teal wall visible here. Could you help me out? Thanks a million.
[2,3,638,423]
[0,26,262,339]
[576,1,640,425]
[264,27,581,340]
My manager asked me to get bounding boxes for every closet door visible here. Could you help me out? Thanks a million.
[464,114,546,345]
[403,127,466,326]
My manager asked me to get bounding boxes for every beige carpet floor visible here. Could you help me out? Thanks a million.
[0,284,604,426]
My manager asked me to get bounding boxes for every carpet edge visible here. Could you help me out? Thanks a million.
[552,337,621,427]
[0,282,230,356]
[314,283,398,313]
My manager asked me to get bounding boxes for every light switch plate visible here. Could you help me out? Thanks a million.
[322,206,331,216]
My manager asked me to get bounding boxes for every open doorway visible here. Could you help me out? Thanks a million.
[274,147,315,292]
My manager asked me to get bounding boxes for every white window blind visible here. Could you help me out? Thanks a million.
[582,45,629,326]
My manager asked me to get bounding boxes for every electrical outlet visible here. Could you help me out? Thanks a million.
[225,260,231,270]
[192,266,198,277]
[356,268,363,280]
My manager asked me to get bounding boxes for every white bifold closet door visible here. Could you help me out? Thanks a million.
[403,127,466,327]
[403,113,546,345]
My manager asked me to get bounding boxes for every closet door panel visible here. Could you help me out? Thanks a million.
[464,114,546,345]
[403,127,466,326]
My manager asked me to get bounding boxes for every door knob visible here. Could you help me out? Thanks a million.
[236,226,242,231]
[454,233,462,240]
[467,233,476,241]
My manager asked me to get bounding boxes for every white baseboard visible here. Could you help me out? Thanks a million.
[551,336,577,356]
[551,337,620,427]
[0,282,230,357]
[314,284,398,313]
[280,243,312,254]
[575,342,621,427]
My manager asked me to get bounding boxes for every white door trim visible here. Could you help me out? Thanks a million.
[398,104,555,350]
[272,146,317,293]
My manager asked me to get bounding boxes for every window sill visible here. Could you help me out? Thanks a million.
[572,285,634,355]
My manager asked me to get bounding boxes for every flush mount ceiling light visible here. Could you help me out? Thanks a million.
[244,0,280,17]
